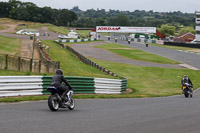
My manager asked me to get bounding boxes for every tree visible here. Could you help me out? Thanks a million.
[0,2,11,18]
[178,26,196,34]
[113,14,131,26]
[158,24,176,36]
[95,18,106,26]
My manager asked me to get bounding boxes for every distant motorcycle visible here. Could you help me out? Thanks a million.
[47,86,75,111]
[182,83,193,98]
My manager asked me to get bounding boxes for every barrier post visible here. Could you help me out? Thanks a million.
[18,57,21,71]
[5,54,8,70]
[30,59,33,72]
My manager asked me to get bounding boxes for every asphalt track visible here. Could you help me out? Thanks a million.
[101,36,200,70]
[1,90,200,133]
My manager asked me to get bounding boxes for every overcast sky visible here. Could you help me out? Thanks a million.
[1,0,199,13]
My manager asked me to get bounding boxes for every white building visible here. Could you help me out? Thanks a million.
[68,30,78,39]
[195,11,200,42]
[16,29,40,36]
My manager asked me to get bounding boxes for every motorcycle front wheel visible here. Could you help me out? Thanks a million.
[48,95,59,111]
[184,92,189,98]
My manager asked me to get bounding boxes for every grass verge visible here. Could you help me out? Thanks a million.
[0,69,49,76]
[1,41,200,102]
[0,35,21,55]
[41,40,116,78]
[95,43,180,64]
[91,58,200,96]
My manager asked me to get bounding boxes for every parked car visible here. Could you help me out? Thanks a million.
[16,30,24,34]
[58,35,69,39]
[190,39,200,44]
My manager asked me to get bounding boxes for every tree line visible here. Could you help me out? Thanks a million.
[71,6,196,36]
[71,6,195,28]
[0,1,196,36]
[0,0,77,26]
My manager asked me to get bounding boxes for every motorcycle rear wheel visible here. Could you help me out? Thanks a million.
[48,95,59,111]
[68,98,75,110]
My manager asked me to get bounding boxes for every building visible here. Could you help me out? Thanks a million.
[68,30,78,39]
[174,32,195,43]
[195,11,200,42]
[16,29,40,36]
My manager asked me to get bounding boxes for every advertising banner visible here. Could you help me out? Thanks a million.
[96,26,156,33]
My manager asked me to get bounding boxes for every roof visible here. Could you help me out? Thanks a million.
[175,32,195,38]
[23,29,39,32]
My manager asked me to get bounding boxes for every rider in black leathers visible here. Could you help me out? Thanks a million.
[50,69,72,101]
[181,75,193,92]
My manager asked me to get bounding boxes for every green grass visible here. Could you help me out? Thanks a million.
[0,95,49,103]
[76,30,91,37]
[95,43,180,64]
[16,23,70,34]
[1,18,90,37]
[91,58,200,97]
[1,40,200,102]
[41,40,116,78]
[0,69,49,76]
[0,25,8,30]
[17,23,90,37]
[0,35,21,55]
[2,58,199,102]
[100,33,110,36]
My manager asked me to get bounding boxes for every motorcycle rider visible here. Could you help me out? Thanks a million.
[181,74,193,92]
[50,69,73,101]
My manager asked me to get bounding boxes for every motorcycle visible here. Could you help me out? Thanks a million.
[47,86,75,111]
[182,83,193,98]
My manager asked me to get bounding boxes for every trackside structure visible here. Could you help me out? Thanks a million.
[0,76,127,97]
[196,11,200,42]
[96,26,156,34]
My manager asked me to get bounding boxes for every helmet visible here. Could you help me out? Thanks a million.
[56,69,63,75]
[184,75,188,77]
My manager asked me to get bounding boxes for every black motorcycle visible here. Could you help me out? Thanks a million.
[182,83,193,98]
[47,86,75,111]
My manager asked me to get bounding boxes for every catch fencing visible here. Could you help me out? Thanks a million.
[0,76,127,97]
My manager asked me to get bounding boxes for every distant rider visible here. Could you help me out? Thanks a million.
[181,74,193,92]
[50,69,73,101]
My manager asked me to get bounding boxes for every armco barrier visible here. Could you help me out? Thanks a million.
[119,37,164,44]
[55,38,97,43]
[0,76,43,97]
[0,76,127,97]
[164,42,200,48]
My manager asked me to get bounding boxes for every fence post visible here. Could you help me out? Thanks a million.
[18,57,21,71]
[58,61,60,69]
[30,59,33,72]
[47,61,49,73]
[5,54,8,70]
[39,60,41,73]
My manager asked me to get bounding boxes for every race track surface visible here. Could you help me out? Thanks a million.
[1,90,200,133]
